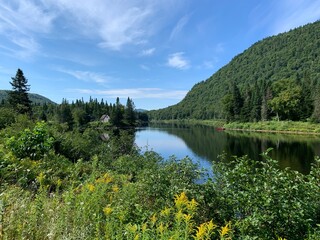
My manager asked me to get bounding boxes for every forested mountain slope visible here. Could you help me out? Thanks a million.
[149,21,320,121]
[0,90,56,105]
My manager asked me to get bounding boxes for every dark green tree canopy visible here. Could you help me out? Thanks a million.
[8,68,32,115]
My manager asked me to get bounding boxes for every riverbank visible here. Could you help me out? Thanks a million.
[150,119,320,135]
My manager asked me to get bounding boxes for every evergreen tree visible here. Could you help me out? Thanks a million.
[124,97,136,126]
[8,69,32,115]
[110,97,123,126]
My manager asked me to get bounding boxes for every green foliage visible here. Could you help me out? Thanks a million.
[0,107,15,129]
[6,121,54,160]
[210,151,320,239]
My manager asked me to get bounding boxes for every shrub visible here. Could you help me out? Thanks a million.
[6,121,54,160]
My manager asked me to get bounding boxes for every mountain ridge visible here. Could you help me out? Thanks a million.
[0,90,56,105]
[149,21,320,121]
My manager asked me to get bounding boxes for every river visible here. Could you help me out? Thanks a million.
[135,123,320,174]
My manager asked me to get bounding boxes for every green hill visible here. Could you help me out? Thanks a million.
[0,90,56,105]
[149,21,320,122]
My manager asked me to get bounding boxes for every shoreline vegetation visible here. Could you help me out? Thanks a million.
[150,119,320,135]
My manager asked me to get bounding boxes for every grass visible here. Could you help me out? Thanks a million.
[151,119,320,135]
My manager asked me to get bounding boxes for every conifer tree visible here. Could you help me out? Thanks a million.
[124,97,136,126]
[8,68,32,115]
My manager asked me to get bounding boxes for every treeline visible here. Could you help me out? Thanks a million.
[149,20,320,121]
[1,96,148,130]
[221,76,319,122]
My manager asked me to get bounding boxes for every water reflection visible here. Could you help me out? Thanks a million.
[135,123,320,174]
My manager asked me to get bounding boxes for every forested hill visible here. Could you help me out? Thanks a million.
[149,20,320,122]
[0,90,56,105]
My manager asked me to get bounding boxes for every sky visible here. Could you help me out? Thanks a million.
[0,0,320,110]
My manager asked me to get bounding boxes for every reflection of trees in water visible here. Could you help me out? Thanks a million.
[150,123,318,173]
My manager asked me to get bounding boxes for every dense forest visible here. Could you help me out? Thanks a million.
[149,21,320,122]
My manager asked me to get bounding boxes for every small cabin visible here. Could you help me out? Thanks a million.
[100,114,110,123]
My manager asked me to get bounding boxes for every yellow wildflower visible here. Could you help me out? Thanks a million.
[96,173,113,184]
[103,206,113,215]
[134,234,139,240]
[175,209,184,223]
[112,184,119,192]
[86,183,95,192]
[278,238,287,240]
[194,223,207,240]
[220,222,231,237]
[206,220,217,232]
[183,214,192,223]
[174,192,189,209]
[157,222,167,235]
[150,214,157,224]
[160,207,171,217]
[141,223,148,232]
[187,198,198,212]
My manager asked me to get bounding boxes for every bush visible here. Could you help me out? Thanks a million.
[6,121,54,160]
[210,150,320,239]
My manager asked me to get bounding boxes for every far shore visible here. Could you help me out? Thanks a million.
[149,119,320,135]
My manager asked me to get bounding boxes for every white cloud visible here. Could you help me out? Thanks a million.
[0,0,55,58]
[170,15,190,40]
[46,0,183,50]
[140,48,155,56]
[57,68,111,84]
[167,52,190,70]
[69,88,188,99]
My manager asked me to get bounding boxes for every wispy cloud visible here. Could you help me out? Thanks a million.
[69,88,188,99]
[0,0,55,58]
[47,0,182,50]
[140,48,155,56]
[57,68,111,84]
[167,52,190,70]
[170,14,190,40]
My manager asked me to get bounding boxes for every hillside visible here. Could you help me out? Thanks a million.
[0,90,56,105]
[149,21,320,121]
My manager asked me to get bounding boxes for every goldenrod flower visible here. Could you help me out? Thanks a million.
[141,223,148,232]
[174,192,189,209]
[183,214,192,223]
[206,220,217,232]
[96,173,113,183]
[220,222,231,237]
[86,183,95,192]
[103,206,113,215]
[187,198,198,212]
[151,214,157,224]
[175,209,184,223]
[112,184,119,192]
[160,207,171,217]
[157,222,167,235]
[194,223,207,239]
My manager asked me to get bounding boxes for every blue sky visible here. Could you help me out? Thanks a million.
[0,0,320,110]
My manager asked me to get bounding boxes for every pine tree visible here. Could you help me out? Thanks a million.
[124,97,136,126]
[8,69,32,115]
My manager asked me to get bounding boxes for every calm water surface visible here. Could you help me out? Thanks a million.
[135,123,320,174]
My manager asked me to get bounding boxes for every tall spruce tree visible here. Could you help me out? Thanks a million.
[8,69,32,115]
[124,97,136,126]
